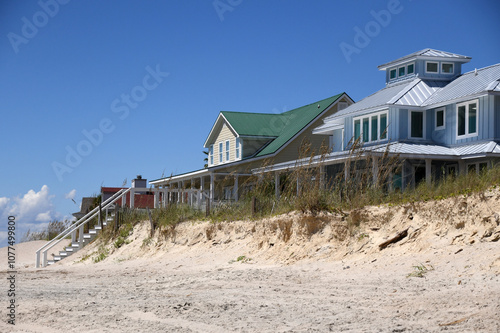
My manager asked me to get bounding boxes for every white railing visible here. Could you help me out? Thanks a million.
[35,188,132,268]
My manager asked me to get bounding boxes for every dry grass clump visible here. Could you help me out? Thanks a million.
[298,215,327,238]
[277,219,293,242]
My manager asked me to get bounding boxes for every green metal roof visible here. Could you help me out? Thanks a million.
[220,93,344,157]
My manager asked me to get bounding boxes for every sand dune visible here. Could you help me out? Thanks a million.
[1,189,500,332]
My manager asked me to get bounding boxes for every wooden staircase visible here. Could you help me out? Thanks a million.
[45,212,115,265]
[36,188,131,268]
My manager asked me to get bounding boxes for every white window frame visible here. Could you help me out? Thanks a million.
[456,99,479,139]
[209,144,214,166]
[235,137,241,160]
[425,61,439,74]
[398,66,406,78]
[353,110,389,143]
[409,110,426,139]
[225,140,230,162]
[389,68,397,80]
[407,62,415,75]
[435,107,445,130]
[218,142,223,164]
[441,62,454,74]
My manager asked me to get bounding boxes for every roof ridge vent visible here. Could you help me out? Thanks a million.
[475,68,478,76]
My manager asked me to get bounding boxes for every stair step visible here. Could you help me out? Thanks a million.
[89,229,98,235]
[72,243,80,248]
[53,256,61,261]
[65,247,74,252]
[83,234,92,239]
[59,251,68,257]
[47,260,55,265]
[94,226,102,230]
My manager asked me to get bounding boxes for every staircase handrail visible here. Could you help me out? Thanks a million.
[35,187,132,267]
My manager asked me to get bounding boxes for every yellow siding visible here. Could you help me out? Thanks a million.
[273,100,348,164]
[212,122,237,165]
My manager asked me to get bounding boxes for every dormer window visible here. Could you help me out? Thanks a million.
[398,66,405,77]
[441,62,454,74]
[407,63,415,75]
[390,69,397,80]
[389,63,415,81]
[235,138,241,160]
[426,61,439,73]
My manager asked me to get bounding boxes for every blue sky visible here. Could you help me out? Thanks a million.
[1,0,499,246]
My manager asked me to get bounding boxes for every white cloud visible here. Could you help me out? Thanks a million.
[0,185,60,247]
[65,189,77,200]
[36,211,52,222]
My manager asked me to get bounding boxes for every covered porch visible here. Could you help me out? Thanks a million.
[251,141,500,197]
[149,169,252,208]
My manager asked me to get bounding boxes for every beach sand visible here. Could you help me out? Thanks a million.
[1,190,500,332]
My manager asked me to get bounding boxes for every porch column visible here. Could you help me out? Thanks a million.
[425,159,432,186]
[181,181,185,204]
[372,158,379,186]
[233,175,239,201]
[319,166,326,189]
[177,182,181,203]
[210,173,214,203]
[458,160,466,175]
[129,188,134,208]
[200,176,204,209]
[344,162,349,181]
[275,172,280,199]
[401,161,407,191]
[154,189,159,209]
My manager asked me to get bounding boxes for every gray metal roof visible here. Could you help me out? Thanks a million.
[378,48,471,70]
[390,80,447,106]
[323,80,413,121]
[422,64,500,106]
[323,79,448,122]
[368,141,500,157]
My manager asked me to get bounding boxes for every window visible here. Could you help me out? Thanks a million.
[426,61,438,73]
[353,111,388,143]
[407,63,415,75]
[441,62,454,74]
[435,108,445,130]
[467,162,488,175]
[354,119,361,140]
[235,138,241,159]
[362,118,369,142]
[380,113,387,139]
[398,66,405,77]
[219,142,223,163]
[371,115,378,141]
[390,69,397,80]
[225,140,230,161]
[410,111,424,139]
[209,145,214,165]
[457,100,478,138]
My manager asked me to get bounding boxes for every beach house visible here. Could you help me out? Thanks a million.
[149,93,353,206]
[261,49,500,190]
